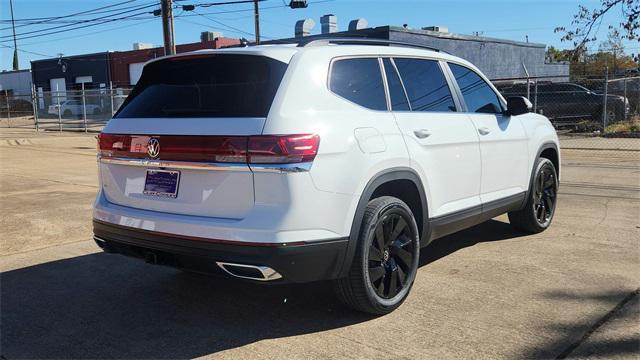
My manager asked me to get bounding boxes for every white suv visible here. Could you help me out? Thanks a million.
[93,39,560,314]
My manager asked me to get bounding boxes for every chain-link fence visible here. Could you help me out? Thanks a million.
[1,74,639,151]
[0,86,131,132]
[493,74,639,152]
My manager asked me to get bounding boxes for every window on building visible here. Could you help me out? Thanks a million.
[329,58,387,111]
[449,63,503,114]
[382,58,410,111]
[393,58,456,112]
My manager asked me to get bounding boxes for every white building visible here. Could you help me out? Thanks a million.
[0,69,32,97]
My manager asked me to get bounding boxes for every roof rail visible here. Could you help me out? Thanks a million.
[297,37,444,53]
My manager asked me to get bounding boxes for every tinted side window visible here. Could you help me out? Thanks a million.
[449,63,503,114]
[329,58,387,111]
[382,58,410,111]
[393,58,456,112]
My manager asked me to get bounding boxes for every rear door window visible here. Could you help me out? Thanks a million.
[115,54,288,118]
[329,58,387,111]
[393,58,456,112]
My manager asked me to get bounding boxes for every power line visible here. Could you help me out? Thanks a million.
[19,18,158,47]
[0,43,53,58]
[0,3,158,41]
[0,0,147,33]
[0,10,157,43]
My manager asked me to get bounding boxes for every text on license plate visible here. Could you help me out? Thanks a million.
[143,169,180,198]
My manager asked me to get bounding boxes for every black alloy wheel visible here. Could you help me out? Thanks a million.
[508,157,558,233]
[532,163,557,227]
[367,213,415,299]
[334,196,420,315]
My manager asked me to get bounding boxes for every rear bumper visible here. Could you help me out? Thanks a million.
[93,220,349,283]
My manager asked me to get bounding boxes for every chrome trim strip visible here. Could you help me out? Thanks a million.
[216,262,283,281]
[249,162,313,173]
[99,156,250,171]
[99,156,313,173]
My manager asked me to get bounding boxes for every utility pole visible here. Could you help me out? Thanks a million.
[253,0,260,44]
[161,0,176,55]
[9,0,19,70]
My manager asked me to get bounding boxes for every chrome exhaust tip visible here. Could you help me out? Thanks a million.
[216,262,282,281]
[93,236,114,253]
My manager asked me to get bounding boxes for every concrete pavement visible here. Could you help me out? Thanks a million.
[1,128,638,359]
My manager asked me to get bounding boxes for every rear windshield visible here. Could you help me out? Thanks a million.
[115,54,288,118]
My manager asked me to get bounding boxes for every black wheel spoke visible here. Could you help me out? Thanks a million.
[369,246,383,262]
[376,274,385,294]
[383,219,393,246]
[537,171,545,191]
[375,223,385,251]
[544,174,555,189]
[544,192,554,211]
[397,265,406,286]
[392,246,412,269]
[369,265,385,283]
[389,217,407,243]
[387,266,398,297]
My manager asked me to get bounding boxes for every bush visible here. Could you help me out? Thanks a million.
[605,117,640,134]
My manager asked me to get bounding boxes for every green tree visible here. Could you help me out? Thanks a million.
[555,0,639,60]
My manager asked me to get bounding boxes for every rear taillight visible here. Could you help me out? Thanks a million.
[97,133,319,164]
[248,134,320,164]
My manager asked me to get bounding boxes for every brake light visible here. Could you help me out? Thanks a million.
[97,133,319,164]
[248,134,320,164]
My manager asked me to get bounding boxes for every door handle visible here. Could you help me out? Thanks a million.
[478,127,491,135]
[413,129,432,139]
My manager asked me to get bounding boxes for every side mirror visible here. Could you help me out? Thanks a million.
[505,96,532,116]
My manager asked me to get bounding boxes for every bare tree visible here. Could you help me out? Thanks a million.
[555,0,639,59]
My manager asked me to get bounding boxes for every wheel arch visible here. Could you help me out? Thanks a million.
[520,142,560,210]
[337,167,429,278]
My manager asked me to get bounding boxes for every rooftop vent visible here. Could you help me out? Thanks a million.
[348,18,368,31]
[422,26,448,33]
[320,14,337,34]
[133,42,153,50]
[201,31,224,42]
[295,18,315,37]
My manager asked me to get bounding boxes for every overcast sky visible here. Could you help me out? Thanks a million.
[0,0,635,70]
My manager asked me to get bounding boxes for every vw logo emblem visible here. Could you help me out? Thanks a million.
[147,138,160,158]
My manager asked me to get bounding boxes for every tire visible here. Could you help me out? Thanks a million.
[333,196,420,315]
[63,110,72,117]
[508,157,558,233]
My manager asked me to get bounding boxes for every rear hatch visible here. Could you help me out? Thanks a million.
[99,53,288,219]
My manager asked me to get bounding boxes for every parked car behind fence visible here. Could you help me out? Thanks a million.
[495,81,631,129]
[48,100,102,117]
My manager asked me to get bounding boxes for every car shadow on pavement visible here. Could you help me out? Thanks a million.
[420,219,527,266]
[1,219,526,359]
[1,254,375,359]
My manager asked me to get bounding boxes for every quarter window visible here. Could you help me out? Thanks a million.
[393,58,456,112]
[449,63,503,114]
[329,58,387,111]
